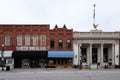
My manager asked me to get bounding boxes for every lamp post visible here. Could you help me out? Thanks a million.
[1,44,4,71]
[79,44,82,70]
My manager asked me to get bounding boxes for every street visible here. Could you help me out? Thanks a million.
[0,69,120,80]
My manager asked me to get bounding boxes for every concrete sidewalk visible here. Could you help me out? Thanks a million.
[3,68,120,73]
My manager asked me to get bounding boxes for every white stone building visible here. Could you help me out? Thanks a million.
[73,30,120,68]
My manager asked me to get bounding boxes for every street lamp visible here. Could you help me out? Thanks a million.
[79,44,83,70]
[1,44,4,71]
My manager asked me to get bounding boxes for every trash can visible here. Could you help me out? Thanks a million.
[6,66,10,71]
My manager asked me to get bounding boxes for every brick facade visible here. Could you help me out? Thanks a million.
[0,24,73,68]
[0,24,73,51]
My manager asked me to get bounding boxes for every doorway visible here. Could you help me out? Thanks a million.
[92,48,98,63]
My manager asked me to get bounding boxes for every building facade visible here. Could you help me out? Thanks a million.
[73,30,120,68]
[0,24,74,69]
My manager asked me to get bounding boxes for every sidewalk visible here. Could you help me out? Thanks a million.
[5,68,120,73]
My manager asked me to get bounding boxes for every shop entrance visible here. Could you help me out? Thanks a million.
[22,59,30,68]
[31,58,46,68]
[92,48,98,63]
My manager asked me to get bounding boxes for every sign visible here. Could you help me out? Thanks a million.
[90,64,98,70]
[16,46,47,51]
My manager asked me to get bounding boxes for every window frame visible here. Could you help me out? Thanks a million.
[5,35,11,46]
[25,34,30,46]
[17,35,23,46]
[50,39,55,48]
[58,39,63,49]
[66,39,71,48]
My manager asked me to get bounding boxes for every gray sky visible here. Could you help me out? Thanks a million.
[0,0,120,31]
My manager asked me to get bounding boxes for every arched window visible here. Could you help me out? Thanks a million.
[5,35,10,46]
[50,39,54,48]
[25,34,30,46]
[58,39,63,48]
[40,35,46,46]
[17,35,23,46]
[32,35,38,46]
[66,39,71,48]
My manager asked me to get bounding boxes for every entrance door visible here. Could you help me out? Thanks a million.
[31,58,46,68]
[39,59,46,68]
[22,59,30,68]
[92,48,98,63]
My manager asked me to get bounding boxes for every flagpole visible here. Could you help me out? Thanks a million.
[93,4,98,30]
[93,4,96,25]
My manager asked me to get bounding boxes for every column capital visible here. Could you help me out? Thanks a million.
[89,43,93,45]
[101,44,104,46]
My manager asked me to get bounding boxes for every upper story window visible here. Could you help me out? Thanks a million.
[40,35,46,46]
[66,39,71,48]
[58,39,63,48]
[17,35,23,46]
[5,35,10,46]
[32,35,38,46]
[25,34,30,46]
[50,39,54,48]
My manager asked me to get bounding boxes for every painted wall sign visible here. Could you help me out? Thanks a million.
[16,46,47,51]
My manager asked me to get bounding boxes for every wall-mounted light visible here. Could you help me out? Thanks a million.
[116,55,118,58]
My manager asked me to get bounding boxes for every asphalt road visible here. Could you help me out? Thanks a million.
[0,69,120,80]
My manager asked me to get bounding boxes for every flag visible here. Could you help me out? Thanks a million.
[93,8,95,19]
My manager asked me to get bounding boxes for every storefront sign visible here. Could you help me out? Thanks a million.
[16,46,46,51]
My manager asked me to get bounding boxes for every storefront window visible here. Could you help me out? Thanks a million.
[32,35,38,46]
[5,35,10,46]
[50,39,54,48]
[66,39,71,48]
[25,34,30,46]
[58,39,63,48]
[17,35,23,46]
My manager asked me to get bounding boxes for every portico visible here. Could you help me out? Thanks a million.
[73,31,119,68]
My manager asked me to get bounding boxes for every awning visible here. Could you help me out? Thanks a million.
[12,51,48,58]
[0,51,13,58]
[48,51,74,58]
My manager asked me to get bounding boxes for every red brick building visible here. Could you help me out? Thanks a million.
[0,24,73,68]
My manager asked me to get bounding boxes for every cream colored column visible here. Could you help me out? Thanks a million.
[112,44,115,67]
[78,44,81,65]
[89,44,92,64]
[100,44,104,67]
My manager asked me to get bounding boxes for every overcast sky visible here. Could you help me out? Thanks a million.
[0,0,120,31]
